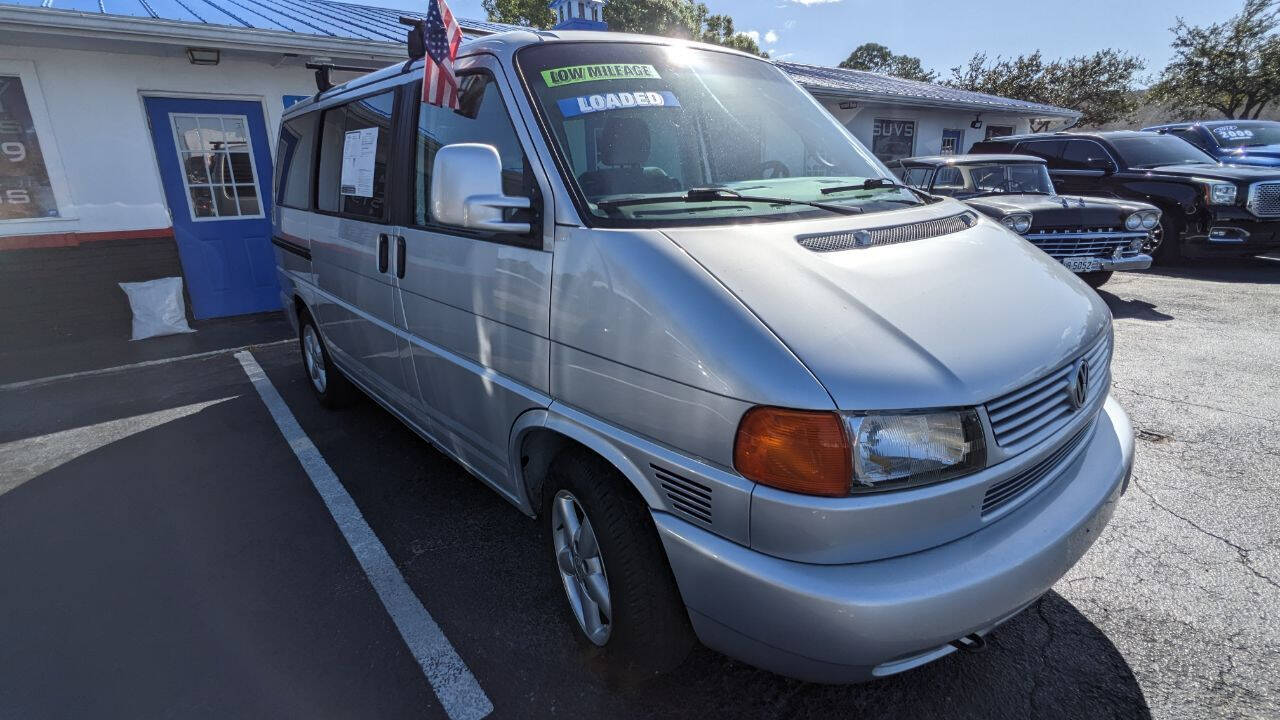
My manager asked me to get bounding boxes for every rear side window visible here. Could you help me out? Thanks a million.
[1016,140,1065,163]
[1060,140,1115,170]
[414,72,532,230]
[316,91,396,220]
[275,113,316,209]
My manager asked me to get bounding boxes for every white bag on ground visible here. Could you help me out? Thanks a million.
[119,277,196,341]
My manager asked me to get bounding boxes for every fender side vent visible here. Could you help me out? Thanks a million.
[652,464,713,525]
[797,211,977,252]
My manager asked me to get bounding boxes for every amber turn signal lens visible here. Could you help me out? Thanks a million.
[734,407,852,497]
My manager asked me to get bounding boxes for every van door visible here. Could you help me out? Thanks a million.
[311,88,416,409]
[394,64,552,499]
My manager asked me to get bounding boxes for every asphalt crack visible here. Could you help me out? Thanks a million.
[1130,475,1280,592]
[1112,383,1278,424]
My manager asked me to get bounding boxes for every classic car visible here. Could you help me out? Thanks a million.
[893,154,1156,287]
[1143,120,1280,168]
[971,131,1280,263]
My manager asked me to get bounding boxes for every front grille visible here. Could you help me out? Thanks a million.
[1025,227,1143,259]
[985,333,1111,449]
[982,424,1091,515]
[653,464,713,525]
[1248,182,1280,217]
[797,211,977,252]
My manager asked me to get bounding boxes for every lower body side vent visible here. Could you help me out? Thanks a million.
[652,464,713,525]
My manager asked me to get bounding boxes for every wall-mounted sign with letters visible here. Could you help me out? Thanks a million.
[0,76,58,220]
[871,118,916,162]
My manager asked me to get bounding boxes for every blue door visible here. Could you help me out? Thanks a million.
[144,97,280,319]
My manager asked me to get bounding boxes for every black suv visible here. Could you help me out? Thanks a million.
[971,130,1280,263]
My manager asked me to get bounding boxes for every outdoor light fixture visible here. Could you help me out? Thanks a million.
[970,113,984,130]
[187,48,220,66]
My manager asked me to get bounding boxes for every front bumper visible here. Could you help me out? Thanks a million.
[1091,253,1152,272]
[1185,211,1280,256]
[655,395,1134,683]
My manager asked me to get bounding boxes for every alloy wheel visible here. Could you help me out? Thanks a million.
[551,490,612,646]
[302,325,328,394]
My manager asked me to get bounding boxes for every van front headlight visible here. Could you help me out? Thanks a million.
[846,409,986,492]
[733,407,987,497]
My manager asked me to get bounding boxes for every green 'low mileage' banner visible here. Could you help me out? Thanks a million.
[541,63,661,88]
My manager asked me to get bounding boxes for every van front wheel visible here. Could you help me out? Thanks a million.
[545,449,693,675]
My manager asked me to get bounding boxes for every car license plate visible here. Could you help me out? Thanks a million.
[1063,256,1103,273]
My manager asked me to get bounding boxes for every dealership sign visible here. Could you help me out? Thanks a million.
[0,76,58,220]
[871,118,916,162]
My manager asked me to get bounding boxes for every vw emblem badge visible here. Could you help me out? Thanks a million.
[1070,360,1090,409]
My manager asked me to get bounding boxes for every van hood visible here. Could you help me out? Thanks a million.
[661,201,1111,410]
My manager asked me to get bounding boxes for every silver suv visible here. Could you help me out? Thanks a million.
[271,31,1134,683]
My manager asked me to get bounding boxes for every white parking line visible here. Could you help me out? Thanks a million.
[0,339,294,392]
[234,351,493,720]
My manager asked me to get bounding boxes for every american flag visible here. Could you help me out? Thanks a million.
[421,0,463,109]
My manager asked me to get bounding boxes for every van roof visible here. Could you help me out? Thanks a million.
[283,30,759,118]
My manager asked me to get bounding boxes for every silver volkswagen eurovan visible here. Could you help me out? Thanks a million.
[271,31,1134,683]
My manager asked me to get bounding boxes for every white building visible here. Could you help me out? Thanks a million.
[0,0,1077,349]
[780,61,1079,160]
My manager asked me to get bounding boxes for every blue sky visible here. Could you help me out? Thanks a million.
[357,0,1231,80]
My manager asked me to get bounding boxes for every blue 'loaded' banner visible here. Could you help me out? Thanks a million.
[558,91,681,118]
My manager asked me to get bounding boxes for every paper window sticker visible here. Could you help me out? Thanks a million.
[340,127,378,197]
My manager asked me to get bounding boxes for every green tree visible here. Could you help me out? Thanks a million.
[481,0,555,29]
[1147,0,1280,119]
[604,0,767,56]
[839,43,936,82]
[948,49,1145,127]
[700,14,767,57]
[603,0,704,38]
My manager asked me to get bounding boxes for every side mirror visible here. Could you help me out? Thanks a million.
[430,143,531,234]
[1087,158,1116,174]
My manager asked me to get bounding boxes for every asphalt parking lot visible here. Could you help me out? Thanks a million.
[1,261,1277,720]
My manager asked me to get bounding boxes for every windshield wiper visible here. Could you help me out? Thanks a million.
[818,177,937,204]
[594,187,863,215]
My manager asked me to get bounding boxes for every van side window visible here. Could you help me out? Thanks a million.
[415,73,532,228]
[276,113,317,209]
[316,91,396,220]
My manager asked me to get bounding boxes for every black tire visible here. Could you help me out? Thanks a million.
[1079,271,1113,288]
[298,311,356,409]
[544,448,694,676]
[1151,213,1187,265]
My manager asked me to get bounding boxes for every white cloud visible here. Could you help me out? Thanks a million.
[783,19,797,29]
[764,29,779,44]
[788,0,842,5]
[740,30,761,43]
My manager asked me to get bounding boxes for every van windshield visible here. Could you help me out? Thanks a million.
[515,42,919,226]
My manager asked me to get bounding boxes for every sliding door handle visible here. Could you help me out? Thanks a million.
[377,234,389,274]
[396,236,406,279]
